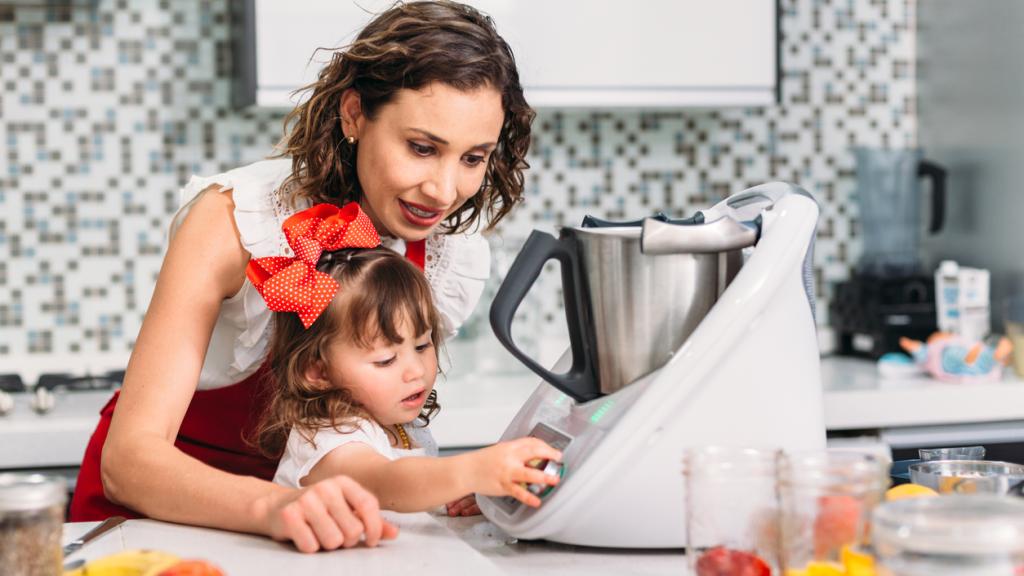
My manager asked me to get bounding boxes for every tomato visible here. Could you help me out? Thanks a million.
[157,560,226,576]
[695,546,771,576]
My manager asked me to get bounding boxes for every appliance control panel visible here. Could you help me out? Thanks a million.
[492,422,573,515]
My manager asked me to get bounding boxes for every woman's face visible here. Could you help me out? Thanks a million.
[341,82,505,240]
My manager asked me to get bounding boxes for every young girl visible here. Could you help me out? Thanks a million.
[252,202,561,514]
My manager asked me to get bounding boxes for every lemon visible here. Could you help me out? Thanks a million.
[842,545,877,576]
[805,561,845,576]
[885,483,939,500]
[63,549,180,576]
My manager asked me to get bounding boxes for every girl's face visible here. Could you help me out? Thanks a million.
[313,321,438,426]
[341,82,505,241]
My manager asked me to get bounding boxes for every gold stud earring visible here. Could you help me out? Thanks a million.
[346,135,357,145]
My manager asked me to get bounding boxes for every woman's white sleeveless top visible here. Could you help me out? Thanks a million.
[173,159,490,390]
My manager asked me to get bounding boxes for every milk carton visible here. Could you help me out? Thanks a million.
[935,260,990,342]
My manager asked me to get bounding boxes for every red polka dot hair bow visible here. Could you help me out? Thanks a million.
[245,202,380,328]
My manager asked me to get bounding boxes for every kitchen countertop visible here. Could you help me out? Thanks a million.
[63,514,688,576]
[821,356,1024,430]
[444,356,1024,438]
[9,356,1024,469]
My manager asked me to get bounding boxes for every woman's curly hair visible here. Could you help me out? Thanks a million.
[253,247,444,458]
[275,1,534,234]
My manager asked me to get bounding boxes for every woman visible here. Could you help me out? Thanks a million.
[69,0,533,553]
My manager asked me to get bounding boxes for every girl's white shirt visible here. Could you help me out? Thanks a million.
[172,159,490,390]
[273,419,439,489]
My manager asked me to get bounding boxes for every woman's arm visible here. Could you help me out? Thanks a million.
[100,188,394,552]
[305,437,563,512]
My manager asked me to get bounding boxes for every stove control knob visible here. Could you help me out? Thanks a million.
[0,391,12,416]
[523,458,565,499]
[31,387,55,415]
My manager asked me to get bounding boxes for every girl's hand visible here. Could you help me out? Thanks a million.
[446,494,481,516]
[259,475,399,553]
[468,437,563,508]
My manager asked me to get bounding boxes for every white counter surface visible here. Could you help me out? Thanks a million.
[821,356,1024,430]
[8,356,1024,469]
[63,514,687,576]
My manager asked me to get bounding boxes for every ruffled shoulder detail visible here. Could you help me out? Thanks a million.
[227,158,301,259]
[424,231,490,337]
[175,159,301,389]
[175,158,298,259]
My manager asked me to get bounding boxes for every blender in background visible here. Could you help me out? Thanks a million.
[830,147,948,358]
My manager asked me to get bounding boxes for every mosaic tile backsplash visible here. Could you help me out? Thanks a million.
[0,0,915,361]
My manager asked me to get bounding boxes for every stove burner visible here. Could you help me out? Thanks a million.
[36,371,123,392]
[0,374,26,393]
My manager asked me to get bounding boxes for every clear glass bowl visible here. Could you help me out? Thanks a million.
[874,495,1024,575]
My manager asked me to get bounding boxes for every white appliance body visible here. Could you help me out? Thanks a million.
[478,185,825,548]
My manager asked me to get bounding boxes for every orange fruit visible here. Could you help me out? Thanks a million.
[885,483,938,501]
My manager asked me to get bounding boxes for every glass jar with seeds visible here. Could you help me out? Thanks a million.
[0,473,67,576]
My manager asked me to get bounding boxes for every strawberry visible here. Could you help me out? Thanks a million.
[695,546,771,576]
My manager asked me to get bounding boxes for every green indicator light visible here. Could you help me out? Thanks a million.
[589,400,615,424]
[554,394,567,406]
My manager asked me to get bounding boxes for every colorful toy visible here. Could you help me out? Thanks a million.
[898,332,1013,383]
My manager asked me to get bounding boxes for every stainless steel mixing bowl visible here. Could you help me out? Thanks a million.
[908,460,1024,495]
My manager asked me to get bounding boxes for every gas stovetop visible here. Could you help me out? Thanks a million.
[0,371,122,419]
[0,371,120,470]
[0,371,124,393]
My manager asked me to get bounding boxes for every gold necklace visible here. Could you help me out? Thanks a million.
[394,423,411,450]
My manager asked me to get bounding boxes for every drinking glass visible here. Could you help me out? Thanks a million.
[918,446,986,461]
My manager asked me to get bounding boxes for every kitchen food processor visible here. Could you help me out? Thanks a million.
[478,182,826,548]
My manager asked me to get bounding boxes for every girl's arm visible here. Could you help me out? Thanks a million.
[305,437,563,512]
[101,188,395,552]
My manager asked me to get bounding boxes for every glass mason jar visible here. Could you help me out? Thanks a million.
[684,446,781,575]
[777,451,889,574]
[0,473,67,576]
[874,495,1024,576]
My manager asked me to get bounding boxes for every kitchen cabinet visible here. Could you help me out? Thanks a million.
[234,0,777,108]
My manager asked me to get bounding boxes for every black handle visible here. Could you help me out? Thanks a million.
[918,160,947,234]
[582,213,664,228]
[581,212,704,229]
[489,230,599,403]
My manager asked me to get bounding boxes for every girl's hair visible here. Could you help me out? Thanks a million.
[275,0,534,234]
[254,247,444,458]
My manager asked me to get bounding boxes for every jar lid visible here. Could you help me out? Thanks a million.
[0,473,67,512]
[874,495,1024,555]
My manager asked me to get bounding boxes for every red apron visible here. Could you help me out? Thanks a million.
[70,239,427,521]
